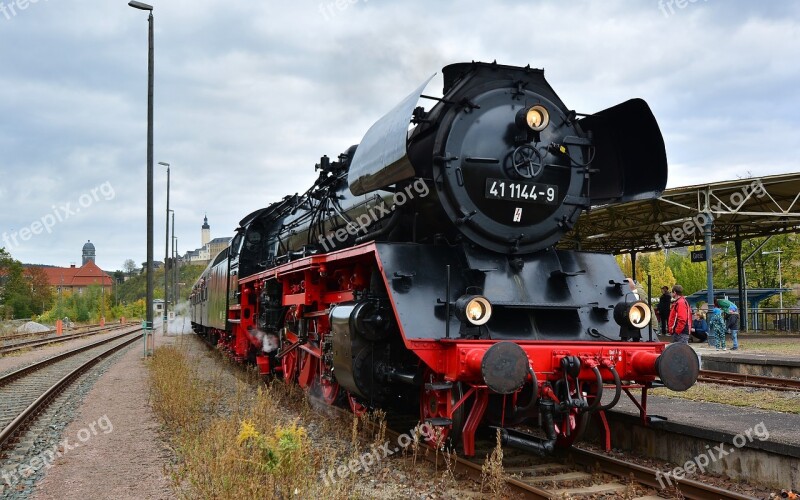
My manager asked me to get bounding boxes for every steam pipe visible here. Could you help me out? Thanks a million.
[511,365,539,416]
[596,365,622,411]
[586,366,604,412]
[499,399,557,456]
[354,209,402,244]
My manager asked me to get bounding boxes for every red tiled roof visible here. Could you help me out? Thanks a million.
[31,262,112,288]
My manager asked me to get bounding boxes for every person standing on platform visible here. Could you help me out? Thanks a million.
[709,307,726,350]
[658,286,672,336]
[668,285,692,344]
[726,304,740,350]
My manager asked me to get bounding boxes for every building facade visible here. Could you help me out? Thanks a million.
[33,241,112,294]
[184,216,230,266]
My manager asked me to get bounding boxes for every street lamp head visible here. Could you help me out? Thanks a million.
[128,1,153,11]
[158,161,170,167]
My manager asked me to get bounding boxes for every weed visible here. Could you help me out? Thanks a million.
[480,428,507,498]
[148,345,356,499]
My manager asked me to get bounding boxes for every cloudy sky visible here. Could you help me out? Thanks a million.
[1,0,798,271]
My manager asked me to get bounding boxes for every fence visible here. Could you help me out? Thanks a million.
[747,308,800,332]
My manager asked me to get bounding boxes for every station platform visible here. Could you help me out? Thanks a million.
[609,392,800,457]
[656,334,800,378]
[588,340,800,490]
[699,347,800,379]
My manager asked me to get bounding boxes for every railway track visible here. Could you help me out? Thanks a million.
[309,398,756,499]
[192,336,761,499]
[0,323,132,355]
[0,328,143,452]
[0,322,109,343]
[456,434,756,499]
[697,369,800,391]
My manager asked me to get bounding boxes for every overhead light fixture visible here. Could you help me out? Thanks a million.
[128,1,153,11]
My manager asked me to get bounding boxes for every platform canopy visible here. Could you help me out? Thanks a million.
[684,288,790,308]
[561,173,800,254]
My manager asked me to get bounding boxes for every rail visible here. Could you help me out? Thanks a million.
[0,328,143,450]
[697,369,800,391]
[0,323,132,355]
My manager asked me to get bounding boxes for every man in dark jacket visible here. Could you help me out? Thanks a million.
[726,304,740,350]
[658,286,672,335]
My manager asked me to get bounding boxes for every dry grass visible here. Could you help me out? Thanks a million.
[480,429,507,498]
[148,345,359,499]
[652,383,800,413]
[149,345,211,433]
[734,340,800,355]
[149,343,495,499]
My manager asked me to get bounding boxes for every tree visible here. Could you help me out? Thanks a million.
[667,249,707,296]
[712,234,799,307]
[0,252,32,318]
[27,267,54,315]
[123,259,137,277]
[635,251,676,290]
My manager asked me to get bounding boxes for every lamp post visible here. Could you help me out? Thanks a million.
[128,0,155,353]
[173,234,178,309]
[160,161,170,331]
[171,212,176,312]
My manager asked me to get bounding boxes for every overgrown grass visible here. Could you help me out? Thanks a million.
[652,384,800,413]
[149,346,211,433]
[148,344,369,499]
[480,429,507,498]
[149,343,502,498]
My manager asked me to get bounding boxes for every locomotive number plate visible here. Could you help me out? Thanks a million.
[485,178,558,204]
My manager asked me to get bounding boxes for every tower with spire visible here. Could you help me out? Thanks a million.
[201,214,211,247]
[82,240,96,265]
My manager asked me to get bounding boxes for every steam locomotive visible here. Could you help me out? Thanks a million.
[190,61,699,456]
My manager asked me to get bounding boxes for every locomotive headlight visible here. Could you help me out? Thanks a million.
[456,295,493,326]
[614,301,651,329]
[516,105,550,132]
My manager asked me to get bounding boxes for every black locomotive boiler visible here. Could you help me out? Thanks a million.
[191,61,699,456]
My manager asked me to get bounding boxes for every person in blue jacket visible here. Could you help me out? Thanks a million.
[690,310,709,345]
[709,307,727,350]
